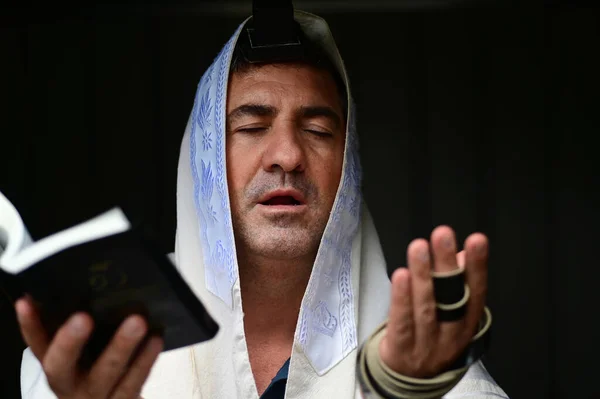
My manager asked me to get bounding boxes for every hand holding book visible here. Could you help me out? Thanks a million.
[16,296,160,399]
[0,190,219,397]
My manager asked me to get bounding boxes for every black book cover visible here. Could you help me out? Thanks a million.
[4,225,219,370]
[0,268,22,304]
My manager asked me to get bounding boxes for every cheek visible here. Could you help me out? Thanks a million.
[314,147,344,203]
[226,142,255,203]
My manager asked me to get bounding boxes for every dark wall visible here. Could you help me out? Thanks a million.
[1,3,598,398]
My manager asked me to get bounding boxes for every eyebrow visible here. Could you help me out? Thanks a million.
[227,104,277,125]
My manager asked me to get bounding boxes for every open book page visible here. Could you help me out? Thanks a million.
[0,190,33,263]
[0,191,131,275]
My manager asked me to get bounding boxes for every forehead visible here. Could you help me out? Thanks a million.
[227,63,342,111]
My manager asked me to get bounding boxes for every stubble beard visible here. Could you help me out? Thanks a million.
[232,172,331,261]
[232,209,330,261]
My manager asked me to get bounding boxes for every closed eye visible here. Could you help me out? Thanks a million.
[306,129,332,138]
[238,127,267,133]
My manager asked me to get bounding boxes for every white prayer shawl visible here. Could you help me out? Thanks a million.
[20,11,508,399]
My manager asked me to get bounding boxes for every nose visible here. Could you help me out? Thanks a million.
[261,121,305,173]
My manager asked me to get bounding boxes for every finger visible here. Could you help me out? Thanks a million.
[42,313,93,395]
[463,233,489,338]
[456,250,466,268]
[383,268,414,360]
[431,227,465,342]
[86,315,148,397]
[111,336,163,399]
[15,297,50,361]
[407,239,438,348]
[430,226,459,274]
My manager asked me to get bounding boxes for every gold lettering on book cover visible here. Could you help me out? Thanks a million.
[89,261,128,293]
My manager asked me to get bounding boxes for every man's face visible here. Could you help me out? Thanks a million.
[226,63,345,261]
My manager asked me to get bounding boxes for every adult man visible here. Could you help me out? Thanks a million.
[17,9,508,399]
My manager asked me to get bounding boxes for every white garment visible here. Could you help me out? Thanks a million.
[20,10,508,399]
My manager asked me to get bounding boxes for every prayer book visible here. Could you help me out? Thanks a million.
[0,190,218,368]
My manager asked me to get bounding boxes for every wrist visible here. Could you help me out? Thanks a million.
[357,307,492,399]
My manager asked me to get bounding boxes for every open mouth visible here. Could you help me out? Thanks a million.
[261,196,302,206]
[258,189,306,208]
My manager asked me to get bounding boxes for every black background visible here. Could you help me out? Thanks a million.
[1,1,598,398]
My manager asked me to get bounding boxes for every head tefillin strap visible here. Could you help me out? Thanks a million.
[239,0,305,63]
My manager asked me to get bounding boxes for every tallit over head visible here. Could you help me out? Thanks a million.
[178,9,367,375]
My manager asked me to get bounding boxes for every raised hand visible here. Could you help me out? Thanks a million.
[379,225,488,378]
[16,296,163,399]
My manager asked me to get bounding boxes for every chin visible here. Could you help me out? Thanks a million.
[244,228,319,260]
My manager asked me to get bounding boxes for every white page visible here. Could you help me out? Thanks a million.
[0,190,30,264]
[0,191,131,274]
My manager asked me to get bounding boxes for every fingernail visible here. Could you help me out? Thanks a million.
[443,235,454,249]
[418,247,429,262]
[122,317,144,338]
[69,315,88,337]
